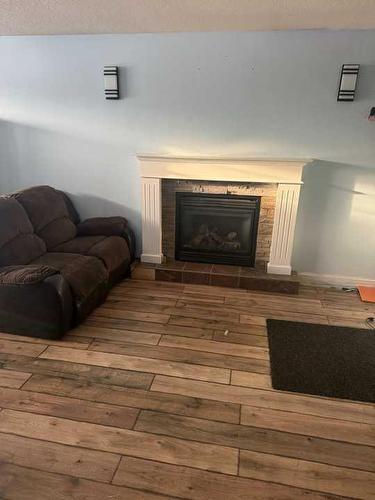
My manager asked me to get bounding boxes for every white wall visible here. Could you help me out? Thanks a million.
[0,31,374,280]
[294,161,375,280]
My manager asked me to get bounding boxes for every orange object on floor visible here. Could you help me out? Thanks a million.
[357,286,375,303]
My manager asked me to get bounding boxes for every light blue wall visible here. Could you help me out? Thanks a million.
[0,31,374,279]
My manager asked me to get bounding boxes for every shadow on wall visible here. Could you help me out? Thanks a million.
[67,192,141,256]
[0,119,142,252]
[0,119,142,255]
[0,118,137,188]
[293,160,375,279]
[0,120,17,190]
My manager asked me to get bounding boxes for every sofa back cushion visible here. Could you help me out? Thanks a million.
[58,190,80,225]
[14,186,77,250]
[0,197,46,266]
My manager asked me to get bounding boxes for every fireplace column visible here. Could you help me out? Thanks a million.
[267,183,301,275]
[141,177,163,264]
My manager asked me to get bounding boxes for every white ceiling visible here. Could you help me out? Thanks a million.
[1,0,375,36]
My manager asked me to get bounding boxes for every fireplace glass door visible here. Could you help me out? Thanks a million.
[175,193,260,267]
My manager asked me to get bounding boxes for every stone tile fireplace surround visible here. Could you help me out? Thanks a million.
[162,180,276,270]
[138,156,312,275]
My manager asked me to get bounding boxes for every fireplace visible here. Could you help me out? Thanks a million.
[138,156,312,275]
[175,192,260,266]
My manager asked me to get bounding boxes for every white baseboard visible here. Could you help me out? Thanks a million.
[267,263,292,275]
[140,253,164,264]
[298,272,375,288]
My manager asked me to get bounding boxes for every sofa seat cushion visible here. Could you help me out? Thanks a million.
[32,253,108,302]
[53,236,106,254]
[88,236,130,274]
[14,186,77,250]
[53,236,130,274]
[0,197,46,267]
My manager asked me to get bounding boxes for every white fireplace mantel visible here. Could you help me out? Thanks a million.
[138,155,310,184]
[138,155,313,275]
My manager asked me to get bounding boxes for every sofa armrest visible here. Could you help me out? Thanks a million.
[0,265,58,285]
[122,225,136,261]
[0,267,73,339]
[77,216,128,237]
[77,216,136,260]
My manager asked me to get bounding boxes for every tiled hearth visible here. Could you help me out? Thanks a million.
[132,260,300,294]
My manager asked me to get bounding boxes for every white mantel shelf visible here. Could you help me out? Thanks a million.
[138,155,313,275]
[138,155,313,184]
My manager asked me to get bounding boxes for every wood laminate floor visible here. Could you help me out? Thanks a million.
[0,279,374,499]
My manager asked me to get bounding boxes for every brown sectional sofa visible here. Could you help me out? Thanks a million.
[0,186,135,339]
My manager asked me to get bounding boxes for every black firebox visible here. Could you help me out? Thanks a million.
[175,192,260,267]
